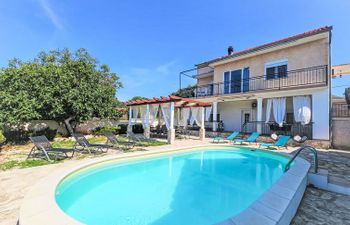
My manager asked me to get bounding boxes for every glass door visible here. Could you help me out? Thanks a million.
[230,69,242,93]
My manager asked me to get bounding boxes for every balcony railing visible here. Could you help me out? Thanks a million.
[192,65,328,98]
[242,121,313,139]
[332,103,350,117]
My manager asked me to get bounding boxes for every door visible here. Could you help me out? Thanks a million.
[230,70,242,93]
[241,109,251,126]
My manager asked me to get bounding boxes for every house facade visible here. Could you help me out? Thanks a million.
[185,26,332,141]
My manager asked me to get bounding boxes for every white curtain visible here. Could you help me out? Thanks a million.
[205,106,212,121]
[139,105,149,128]
[293,96,311,125]
[132,106,139,124]
[128,107,133,126]
[149,104,159,125]
[272,97,286,127]
[161,103,171,129]
[265,99,272,123]
[181,108,190,127]
[190,107,202,126]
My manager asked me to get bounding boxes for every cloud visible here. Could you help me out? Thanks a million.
[37,0,63,30]
[156,60,177,74]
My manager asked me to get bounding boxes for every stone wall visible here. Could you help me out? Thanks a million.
[74,118,119,134]
[332,118,350,150]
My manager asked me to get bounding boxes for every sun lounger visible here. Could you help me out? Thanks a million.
[28,136,75,161]
[259,135,290,150]
[213,131,239,143]
[73,133,111,154]
[104,132,135,150]
[234,132,260,145]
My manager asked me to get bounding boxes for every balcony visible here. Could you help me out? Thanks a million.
[191,65,328,98]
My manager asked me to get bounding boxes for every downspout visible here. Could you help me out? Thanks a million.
[328,27,333,148]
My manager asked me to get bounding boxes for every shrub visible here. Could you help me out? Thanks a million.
[0,130,5,145]
[3,126,57,144]
[132,124,144,134]
[93,125,121,135]
[118,124,127,134]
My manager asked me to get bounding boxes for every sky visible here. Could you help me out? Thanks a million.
[0,0,349,101]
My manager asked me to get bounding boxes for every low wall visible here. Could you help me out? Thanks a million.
[74,118,119,134]
[332,118,350,150]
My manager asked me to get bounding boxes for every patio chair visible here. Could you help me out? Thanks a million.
[213,131,239,143]
[233,132,260,145]
[127,131,157,142]
[104,132,135,150]
[259,135,290,150]
[28,136,75,161]
[73,133,111,154]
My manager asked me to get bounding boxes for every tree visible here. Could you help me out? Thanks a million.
[0,48,123,125]
[128,96,148,101]
[171,85,196,98]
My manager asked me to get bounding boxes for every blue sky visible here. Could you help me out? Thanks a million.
[0,0,349,100]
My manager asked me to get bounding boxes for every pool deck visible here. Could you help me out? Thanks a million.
[1,138,350,225]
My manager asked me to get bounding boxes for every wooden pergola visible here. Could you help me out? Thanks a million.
[125,95,211,144]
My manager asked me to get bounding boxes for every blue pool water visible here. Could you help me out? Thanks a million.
[56,147,290,225]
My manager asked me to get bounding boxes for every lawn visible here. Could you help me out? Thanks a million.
[0,135,167,171]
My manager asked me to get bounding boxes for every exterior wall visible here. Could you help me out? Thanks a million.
[197,76,213,86]
[212,38,328,83]
[218,100,256,131]
[312,89,330,140]
[212,87,330,140]
[332,118,350,150]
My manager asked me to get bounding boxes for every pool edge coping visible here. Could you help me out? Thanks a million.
[19,144,309,225]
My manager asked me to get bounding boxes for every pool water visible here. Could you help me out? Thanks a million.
[56,148,290,225]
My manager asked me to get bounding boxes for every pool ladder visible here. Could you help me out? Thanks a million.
[284,145,318,173]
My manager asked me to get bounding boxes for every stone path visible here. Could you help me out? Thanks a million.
[292,187,350,225]
[295,149,350,188]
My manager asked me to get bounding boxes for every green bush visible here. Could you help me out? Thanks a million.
[0,130,5,144]
[3,126,57,144]
[93,125,120,135]
[118,124,127,134]
[132,124,144,134]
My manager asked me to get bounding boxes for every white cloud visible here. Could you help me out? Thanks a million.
[37,0,63,30]
[156,60,177,74]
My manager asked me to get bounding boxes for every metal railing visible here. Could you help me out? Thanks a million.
[241,121,313,139]
[332,103,350,117]
[192,65,327,97]
[285,145,318,173]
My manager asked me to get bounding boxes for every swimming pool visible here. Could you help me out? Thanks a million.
[55,147,291,225]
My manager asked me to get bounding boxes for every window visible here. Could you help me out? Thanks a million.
[265,59,288,80]
[223,69,242,94]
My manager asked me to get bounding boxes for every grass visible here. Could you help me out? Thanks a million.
[117,135,167,146]
[0,159,59,171]
[0,134,167,171]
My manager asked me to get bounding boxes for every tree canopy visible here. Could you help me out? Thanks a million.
[171,85,196,98]
[128,96,148,101]
[0,48,123,125]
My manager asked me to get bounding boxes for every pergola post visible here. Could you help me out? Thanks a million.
[257,98,263,133]
[127,106,133,135]
[143,104,150,139]
[212,102,218,131]
[167,102,175,144]
[199,107,205,141]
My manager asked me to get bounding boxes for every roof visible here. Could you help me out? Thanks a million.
[124,95,211,107]
[197,26,332,66]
